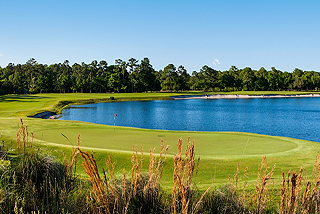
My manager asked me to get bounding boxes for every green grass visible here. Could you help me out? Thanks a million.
[1,91,318,117]
[1,92,320,190]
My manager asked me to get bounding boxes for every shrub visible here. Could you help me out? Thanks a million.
[0,119,88,214]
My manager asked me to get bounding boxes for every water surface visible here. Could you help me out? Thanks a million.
[59,98,320,142]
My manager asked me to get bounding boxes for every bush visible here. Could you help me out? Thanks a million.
[0,119,88,214]
[199,186,250,214]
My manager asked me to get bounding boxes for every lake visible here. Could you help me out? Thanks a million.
[59,97,320,142]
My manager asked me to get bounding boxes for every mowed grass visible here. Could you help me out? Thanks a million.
[1,92,320,189]
[1,91,318,117]
[0,92,180,117]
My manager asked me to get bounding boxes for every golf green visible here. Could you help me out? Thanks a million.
[1,93,320,188]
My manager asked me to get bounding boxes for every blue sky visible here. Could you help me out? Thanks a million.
[0,0,319,73]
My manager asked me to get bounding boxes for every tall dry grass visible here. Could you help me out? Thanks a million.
[5,119,320,213]
[279,168,303,214]
[74,139,320,213]
[253,156,276,214]
[0,119,88,214]
[197,159,250,213]
[79,140,170,213]
[171,137,211,214]
[79,137,213,214]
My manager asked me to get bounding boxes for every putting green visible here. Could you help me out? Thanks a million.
[1,93,320,188]
[31,122,297,157]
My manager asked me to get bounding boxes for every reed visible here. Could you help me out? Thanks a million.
[253,156,276,214]
[301,152,320,213]
[171,137,211,214]
[78,137,215,214]
[79,139,170,213]
[301,181,311,214]
[277,153,320,214]
[279,168,303,214]
[0,119,88,214]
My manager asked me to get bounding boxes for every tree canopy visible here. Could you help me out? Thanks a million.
[0,58,319,94]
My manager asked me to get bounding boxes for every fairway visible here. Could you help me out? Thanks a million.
[1,93,320,188]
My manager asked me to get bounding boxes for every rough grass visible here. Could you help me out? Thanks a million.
[1,92,320,190]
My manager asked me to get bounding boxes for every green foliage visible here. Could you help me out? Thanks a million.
[0,121,88,214]
[1,57,320,95]
[199,187,250,213]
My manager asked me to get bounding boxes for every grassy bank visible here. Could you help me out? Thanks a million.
[1,92,320,190]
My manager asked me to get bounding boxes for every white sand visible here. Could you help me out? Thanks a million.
[171,94,320,100]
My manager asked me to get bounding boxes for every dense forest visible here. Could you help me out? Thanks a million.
[0,58,319,95]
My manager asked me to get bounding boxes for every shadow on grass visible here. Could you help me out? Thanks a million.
[0,94,51,102]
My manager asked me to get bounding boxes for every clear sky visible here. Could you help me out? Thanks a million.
[0,0,319,73]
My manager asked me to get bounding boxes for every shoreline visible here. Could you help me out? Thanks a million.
[31,93,320,119]
[170,93,320,100]
[30,111,57,119]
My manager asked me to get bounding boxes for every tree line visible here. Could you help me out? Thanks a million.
[1,57,320,94]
